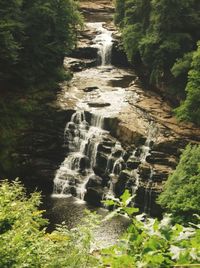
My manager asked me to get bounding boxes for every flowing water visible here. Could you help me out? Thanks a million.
[53,111,107,198]
[49,18,159,248]
[89,22,113,66]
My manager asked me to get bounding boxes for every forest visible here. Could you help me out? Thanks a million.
[115,0,200,125]
[0,0,200,267]
[0,0,82,87]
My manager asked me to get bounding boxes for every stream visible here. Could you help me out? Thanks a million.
[44,14,168,248]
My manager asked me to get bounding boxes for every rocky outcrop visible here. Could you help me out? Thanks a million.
[64,57,97,72]
[16,109,71,194]
[69,47,98,60]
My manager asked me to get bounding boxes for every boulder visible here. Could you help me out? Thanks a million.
[79,156,90,171]
[84,187,104,206]
[94,152,108,176]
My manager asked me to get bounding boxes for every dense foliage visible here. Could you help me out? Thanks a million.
[0,0,82,87]
[102,191,200,268]
[175,43,200,125]
[115,0,200,125]
[0,181,199,267]
[0,180,98,268]
[158,144,200,224]
[0,0,81,178]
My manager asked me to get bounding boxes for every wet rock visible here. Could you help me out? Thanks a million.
[64,57,97,72]
[135,148,143,157]
[112,159,126,175]
[112,149,123,158]
[152,164,172,182]
[150,151,168,158]
[116,124,146,146]
[84,187,104,206]
[103,117,119,133]
[146,155,177,167]
[152,139,186,156]
[86,175,103,188]
[138,163,152,180]
[67,122,76,130]
[94,152,108,175]
[83,86,99,92]
[119,169,136,182]
[135,187,163,218]
[102,138,116,147]
[70,186,77,196]
[98,144,112,154]
[115,169,136,197]
[127,156,140,169]
[79,156,90,171]
[88,102,111,107]
[70,47,98,59]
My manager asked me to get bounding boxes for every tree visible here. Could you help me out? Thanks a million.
[0,0,24,83]
[114,0,200,123]
[158,144,200,223]
[0,0,82,87]
[175,42,200,125]
[114,0,125,26]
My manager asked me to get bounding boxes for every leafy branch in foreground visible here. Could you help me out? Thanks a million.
[0,180,199,268]
[101,190,200,268]
[0,179,98,268]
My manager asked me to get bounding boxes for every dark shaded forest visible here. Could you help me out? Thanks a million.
[115,0,200,125]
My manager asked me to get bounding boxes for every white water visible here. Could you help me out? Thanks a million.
[87,22,113,66]
[141,122,158,214]
[53,111,107,198]
[53,21,159,215]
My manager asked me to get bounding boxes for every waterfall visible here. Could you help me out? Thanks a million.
[87,22,113,66]
[144,169,154,215]
[140,122,158,214]
[140,121,158,163]
[53,111,107,199]
[53,110,159,215]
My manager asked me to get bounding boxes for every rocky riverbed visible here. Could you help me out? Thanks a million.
[51,3,200,216]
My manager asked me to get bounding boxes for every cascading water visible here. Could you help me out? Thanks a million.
[53,111,108,199]
[144,169,154,215]
[87,22,113,66]
[53,20,159,215]
[140,122,158,215]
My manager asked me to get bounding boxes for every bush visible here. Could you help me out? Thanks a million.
[175,42,200,125]
[158,144,200,224]
[0,179,98,268]
[101,191,200,268]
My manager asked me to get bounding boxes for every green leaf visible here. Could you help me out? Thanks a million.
[124,207,139,216]
[120,190,131,206]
